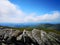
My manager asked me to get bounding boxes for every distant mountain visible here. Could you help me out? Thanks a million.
[35,23,60,31]
[0,23,60,30]
[0,23,37,28]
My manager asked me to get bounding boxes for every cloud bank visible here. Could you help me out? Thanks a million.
[0,0,60,23]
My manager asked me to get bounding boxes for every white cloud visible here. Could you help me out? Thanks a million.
[24,11,60,23]
[0,0,60,23]
[0,0,25,23]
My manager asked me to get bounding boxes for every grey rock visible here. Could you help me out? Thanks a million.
[32,29,42,45]
[0,28,60,45]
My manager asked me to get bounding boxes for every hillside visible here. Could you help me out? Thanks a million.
[0,23,60,30]
[0,23,60,45]
[35,23,60,30]
[0,23,60,34]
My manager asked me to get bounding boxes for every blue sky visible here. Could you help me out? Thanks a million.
[0,0,60,23]
[10,0,60,15]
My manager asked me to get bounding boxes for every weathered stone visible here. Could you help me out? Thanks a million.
[32,29,42,45]
[0,28,60,45]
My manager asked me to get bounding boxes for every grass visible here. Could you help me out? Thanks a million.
[0,26,60,34]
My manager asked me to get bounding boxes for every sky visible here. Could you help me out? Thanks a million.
[0,0,60,23]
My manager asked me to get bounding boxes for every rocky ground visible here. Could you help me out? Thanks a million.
[0,28,60,45]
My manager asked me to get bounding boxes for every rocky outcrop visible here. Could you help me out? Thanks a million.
[0,28,60,45]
